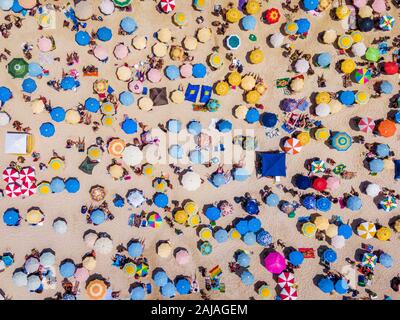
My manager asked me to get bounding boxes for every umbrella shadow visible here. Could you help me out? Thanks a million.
[349,116,361,131]
[358,181,371,195]
[40,248,56,256]
[128,282,143,293]
[350,218,365,235]
[173,247,187,258]
[354,248,367,262]
[53,217,67,225]
[86,273,108,288]
[82,229,97,241]
[316,245,329,259]
[152,267,166,278]
[283,246,295,258]
[388,215,400,230]
[312,274,325,288]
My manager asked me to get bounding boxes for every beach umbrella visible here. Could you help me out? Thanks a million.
[168,144,183,159]
[280,285,298,300]
[302,195,316,210]
[27,274,42,292]
[37,182,51,195]
[316,197,331,212]
[313,177,327,192]
[0,111,10,126]
[264,252,286,274]
[173,11,187,26]
[174,210,188,224]
[153,270,168,287]
[372,0,386,12]
[181,171,201,191]
[258,285,272,300]
[209,173,226,188]
[121,118,138,135]
[49,107,66,122]
[245,107,260,124]
[127,241,143,258]
[157,242,172,258]
[317,53,332,68]
[302,222,317,237]
[65,178,80,193]
[365,47,380,62]
[358,17,374,32]
[90,209,106,225]
[283,138,302,155]
[314,216,329,231]
[295,175,312,190]
[215,81,229,96]
[337,35,353,50]
[126,189,145,208]
[227,71,242,87]
[8,58,28,78]
[318,278,334,293]
[302,0,318,10]
[225,7,241,23]
[243,232,257,245]
[264,193,279,207]
[261,113,278,128]
[208,53,223,69]
[28,62,43,77]
[99,0,115,15]
[289,250,304,267]
[40,251,55,268]
[270,33,284,48]
[161,282,176,298]
[147,213,162,229]
[153,192,169,208]
[215,119,232,133]
[192,63,206,78]
[379,253,393,268]
[24,257,40,274]
[21,78,37,94]
[294,59,309,74]
[366,183,381,197]
[65,109,81,124]
[232,167,250,182]
[278,271,295,288]
[93,45,108,61]
[347,196,362,211]
[380,196,397,212]
[353,68,371,84]
[119,17,137,35]
[0,0,13,10]
[5,183,22,198]
[39,122,55,138]
[113,43,129,60]
[59,261,76,278]
[376,227,391,241]
[241,15,256,31]
[240,271,254,286]
[236,252,250,267]
[165,65,180,80]
[226,34,241,50]
[383,61,398,75]
[334,279,349,294]
[26,208,44,225]
[323,248,337,263]
[316,92,331,105]
[322,29,337,44]
[315,104,330,117]
[249,49,264,64]
[0,86,12,105]
[256,230,273,246]
[331,235,345,249]
[130,286,145,300]
[199,227,212,241]
[357,222,376,239]
[296,18,311,34]
[358,117,375,133]
[326,176,340,191]
[97,26,112,42]
[123,262,137,276]
[354,91,369,105]
[351,42,366,57]
[86,279,107,300]
[338,224,353,239]
[50,177,65,193]
[122,145,143,166]
[183,36,198,51]
[153,178,168,193]
[37,37,52,52]
[108,138,126,158]
[2,167,19,183]
[175,278,191,295]
[376,144,390,157]
[13,271,27,287]
[379,15,395,31]
[159,0,175,13]
[235,219,249,235]
[378,120,396,138]
[380,81,393,94]
[204,206,221,221]
[214,229,229,243]
[331,132,352,152]
[369,159,384,173]
[94,236,113,254]
[340,59,356,75]
[60,76,76,91]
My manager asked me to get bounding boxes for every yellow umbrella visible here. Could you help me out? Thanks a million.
[209,53,223,69]
[82,256,97,271]
[314,127,330,141]
[109,164,124,179]
[314,216,329,231]
[256,83,267,95]
[48,157,64,171]
[234,105,249,119]
[341,59,356,74]
[101,102,115,115]
[290,77,304,92]
[102,115,115,127]
[87,145,102,161]
[241,75,256,91]
[336,5,350,20]
[174,210,189,224]
[297,131,310,146]
[215,81,229,96]
[123,262,137,276]
[245,90,260,104]
[338,35,353,50]
[86,279,107,300]
[197,27,212,43]
[31,99,45,114]
[351,31,363,43]
[302,222,317,237]
[153,178,168,192]
[249,48,264,64]
[358,6,373,18]
[228,71,242,86]
[229,228,241,240]
[376,227,391,241]
[226,8,241,23]
[93,79,109,94]
[184,201,199,215]
[26,209,44,224]
[187,214,201,227]
[170,90,185,104]
[246,0,261,14]
[173,12,187,26]
[116,65,132,81]
[108,138,126,158]
[315,92,331,104]
[65,109,80,124]
[258,285,272,300]
[200,227,212,241]
[142,163,155,177]
[37,181,51,195]
[325,224,338,238]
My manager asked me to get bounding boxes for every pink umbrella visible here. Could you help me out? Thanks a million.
[113,43,129,60]
[175,248,190,265]
[280,285,298,300]
[264,252,286,274]
[20,166,36,184]
[3,167,20,183]
[93,45,109,61]
[372,0,386,13]
[326,176,340,191]
[147,68,162,83]
[358,117,375,133]
[5,183,22,198]
[180,63,193,78]
[37,37,53,52]
[353,0,367,8]
[160,0,175,13]
[277,271,295,288]
[74,267,90,282]
[128,80,144,94]
[21,181,37,197]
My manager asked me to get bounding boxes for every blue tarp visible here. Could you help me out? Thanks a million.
[258,152,286,177]
[394,160,400,180]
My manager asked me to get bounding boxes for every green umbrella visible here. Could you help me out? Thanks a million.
[8,58,28,78]
[112,0,132,7]
[365,47,380,62]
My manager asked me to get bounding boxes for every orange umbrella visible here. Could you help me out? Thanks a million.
[378,120,396,138]
[108,138,126,157]
[86,279,107,300]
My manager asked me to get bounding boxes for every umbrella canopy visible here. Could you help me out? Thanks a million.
[13,271,28,287]
[335,279,349,294]
[173,12,187,26]
[323,248,337,263]
[127,241,143,258]
[175,249,190,265]
[380,196,397,212]
[338,35,353,50]
[318,278,334,293]
[376,227,391,241]
[365,47,380,62]
[126,189,145,207]
[331,235,346,249]
[353,68,371,84]
[338,224,353,239]
[331,132,352,152]
[280,285,298,300]
[27,274,42,291]
[358,117,375,133]
[240,271,254,285]
[378,120,396,138]
[288,250,304,267]
[181,171,201,191]
[283,138,302,155]
[153,270,168,287]
[147,213,162,228]
[226,34,241,50]
[347,196,362,211]
[25,257,40,273]
[236,252,250,267]
[302,222,317,237]
[317,52,332,68]
[59,260,76,278]
[161,282,176,297]
[175,278,191,295]
[264,252,286,274]
[278,271,295,288]
[316,197,332,212]
[258,285,272,300]
[366,183,381,197]
[86,279,107,300]
[357,222,376,239]
[379,253,393,268]
[130,286,145,300]
[241,15,257,30]
[369,159,384,173]
[8,58,28,78]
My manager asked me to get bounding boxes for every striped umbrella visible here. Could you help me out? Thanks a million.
[108,138,126,158]
[331,132,352,152]
[21,181,37,197]
[357,222,376,239]
[379,15,395,31]
[302,222,317,237]
[338,35,353,50]
[2,167,20,183]
[353,68,371,84]
[311,160,327,173]
[361,253,377,269]
[5,183,22,198]
[19,166,35,183]
[147,213,162,228]
[136,262,149,277]
[380,196,397,212]
[283,138,302,155]
[358,117,375,133]
[280,285,298,300]
[277,271,295,288]
[160,0,175,13]
[112,0,132,7]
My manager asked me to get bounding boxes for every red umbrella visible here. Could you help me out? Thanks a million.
[5,183,22,198]
[264,8,281,24]
[280,285,298,300]
[277,271,295,288]
[160,0,175,13]
[383,62,398,75]
[2,167,20,183]
[21,181,37,197]
[313,177,327,191]
[19,166,36,184]
[358,117,375,133]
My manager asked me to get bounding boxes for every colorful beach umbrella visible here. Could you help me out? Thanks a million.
[338,35,353,50]
[379,15,395,31]
[380,196,397,212]
[147,212,162,228]
[160,0,175,13]
[357,222,376,239]
[278,271,295,288]
[331,132,352,152]
[283,138,302,155]
[280,285,298,300]
[358,117,375,133]
[353,68,371,84]
[302,222,317,237]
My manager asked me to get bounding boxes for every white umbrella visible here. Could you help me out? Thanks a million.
[331,235,345,249]
[366,183,381,197]
[122,145,143,166]
[27,274,42,291]
[84,232,98,249]
[13,271,28,287]
[74,1,93,21]
[94,236,113,255]
[0,112,10,126]
[181,171,201,191]
[126,189,146,207]
[53,219,67,234]
[24,257,40,274]
[0,260,5,272]
[270,33,284,48]
[142,143,161,164]
[352,42,366,57]
[294,59,309,73]
[315,103,331,117]
[99,0,115,15]
[40,252,55,267]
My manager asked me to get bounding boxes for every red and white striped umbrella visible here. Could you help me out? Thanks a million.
[277,271,295,288]
[282,138,302,155]
[160,0,175,13]
[358,117,375,133]
[19,166,36,184]
[21,181,37,197]
[280,285,298,300]
[2,167,20,183]
[5,183,22,198]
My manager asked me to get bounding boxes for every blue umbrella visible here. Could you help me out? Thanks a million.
[119,91,134,106]
[379,253,393,268]
[394,111,400,124]
[316,197,332,212]
[323,249,337,263]
[244,199,260,215]
[214,229,229,243]
[205,206,221,221]
[175,278,191,295]
[232,167,250,181]
[187,120,202,135]
[334,279,349,294]
[295,18,311,34]
[28,63,43,77]
[265,193,279,207]
[380,81,393,94]
[130,286,145,300]
[358,17,374,32]
[65,178,80,193]
[90,209,106,225]
[153,192,169,208]
[338,91,355,106]
[97,27,112,41]
[235,219,249,235]
[210,173,226,188]
[153,270,168,287]
[0,86,12,105]
[165,65,180,80]
[75,31,91,46]
[21,78,37,93]
[189,150,204,164]
[346,196,362,211]
[261,112,278,128]
[247,217,262,232]
[62,293,76,300]
[121,118,138,134]
[40,122,55,137]
[120,17,137,34]
[128,241,143,258]
[85,98,100,112]
[369,158,384,173]
[216,119,232,132]
[256,229,273,246]
[240,271,254,285]
[161,282,175,298]
[318,278,334,293]
[243,232,257,245]
[169,144,183,159]
[59,261,76,278]
[11,0,23,12]
[295,175,312,190]
[302,0,319,11]
[60,76,76,90]
[317,52,332,67]
[245,107,260,124]
[50,177,65,193]
[338,224,353,239]
[241,15,256,30]
[236,252,250,267]
[302,195,316,210]
[50,107,66,122]
[376,144,390,157]
[167,119,182,133]
[3,208,20,226]
[289,250,304,266]
[192,63,207,78]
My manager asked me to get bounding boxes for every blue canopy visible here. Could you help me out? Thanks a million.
[376,144,390,157]
[265,193,279,206]
[169,144,183,159]
[295,18,311,34]
[39,122,55,138]
[161,282,175,298]
[22,78,37,93]
[187,120,202,135]
[358,17,374,32]
[244,199,259,215]
[185,84,200,102]
[90,209,106,225]
[120,17,137,34]
[175,278,191,295]
[28,63,43,77]
[97,27,112,41]
[59,261,76,278]
[236,252,250,267]
[338,224,353,239]
[128,241,143,258]
[189,150,204,164]
[165,65,180,80]
[192,63,207,78]
[394,111,400,124]
[167,119,182,133]
[75,31,91,46]
[243,232,256,245]
[323,249,337,263]
[0,86,12,105]
[205,206,221,221]
[316,197,332,212]
[369,158,384,173]
[380,81,393,94]
[240,271,254,285]
[214,229,229,243]
[338,91,355,106]
[247,217,262,232]
[85,98,100,112]
[261,112,278,128]
[258,152,286,177]
[210,173,227,188]
[245,107,260,124]
[3,208,20,226]
[302,195,316,209]
[241,15,256,30]
[199,85,212,103]
[318,278,334,293]
[130,286,145,300]
[121,118,138,134]
[346,196,362,211]
[216,119,232,133]
[395,160,400,180]
[11,1,23,12]
[119,91,134,106]
[302,0,319,11]
[153,192,169,208]
[256,229,273,246]
[289,250,304,266]
[50,177,65,193]
[334,279,349,294]
[153,270,168,287]
[65,178,80,193]
[317,52,332,68]
[232,167,250,181]
[235,219,249,235]
[50,107,66,122]
[60,76,76,90]
[379,253,393,268]
[295,175,312,190]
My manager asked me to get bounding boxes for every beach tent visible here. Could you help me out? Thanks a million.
[257,152,286,177]
[149,87,168,106]
[199,85,212,103]
[394,160,400,180]
[4,132,33,155]
[185,84,200,102]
